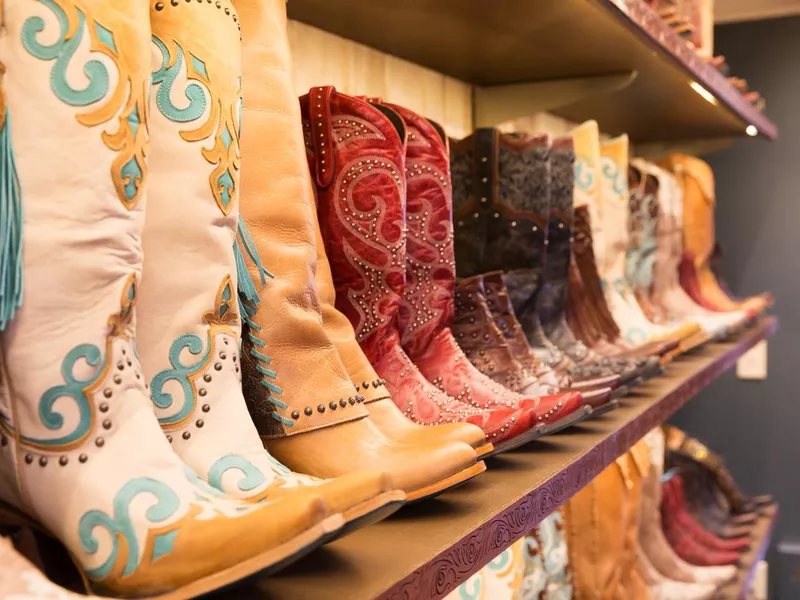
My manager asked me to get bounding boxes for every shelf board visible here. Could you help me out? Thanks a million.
[717,504,779,600]
[287,0,777,143]
[234,316,778,600]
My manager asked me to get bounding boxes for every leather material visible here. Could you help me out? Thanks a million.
[660,154,771,314]
[382,105,581,426]
[238,12,477,497]
[641,430,738,586]
[138,0,401,522]
[452,275,585,422]
[482,271,622,393]
[302,88,538,449]
[0,1,334,594]
[454,275,552,395]
[521,510,575,599]
[565,445,651,600]
[310,185,488,452]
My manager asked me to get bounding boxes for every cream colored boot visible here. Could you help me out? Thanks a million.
[137,0,403,531]
[0,2,340,596]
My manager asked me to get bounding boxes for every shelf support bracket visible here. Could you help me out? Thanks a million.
[473,71,638,128]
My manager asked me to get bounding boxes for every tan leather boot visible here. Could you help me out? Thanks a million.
[659,154,771,314]
[235,0,483,503]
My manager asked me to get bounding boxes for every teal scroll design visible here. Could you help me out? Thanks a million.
[208,454,266,493]
[79,478,181,579]
[150,334,210,426]
[151,36,207,123]
[574,158,594,191]
[21,0,110,107]
[22,344,104,448]
[601,158,627,196]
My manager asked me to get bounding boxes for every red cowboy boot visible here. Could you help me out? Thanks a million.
[665,477,751,553]
[377,101,585,429]
[301,87,545,454]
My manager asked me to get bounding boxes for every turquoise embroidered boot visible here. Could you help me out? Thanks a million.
[0,1,341,597]
[137,0,404,532]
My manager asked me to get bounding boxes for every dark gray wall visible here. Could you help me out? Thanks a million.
[669,15,800,598]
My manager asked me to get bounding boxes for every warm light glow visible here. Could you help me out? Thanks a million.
[746,125,759,137]
[690,81,717,105]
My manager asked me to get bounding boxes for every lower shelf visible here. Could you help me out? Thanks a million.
[245,316,777,600]
[716,504,779,600]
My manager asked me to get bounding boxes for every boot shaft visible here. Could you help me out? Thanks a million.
[451,129,551,279]
[301,87,407,363]
[381,103,457,355]
[537,137,576,329]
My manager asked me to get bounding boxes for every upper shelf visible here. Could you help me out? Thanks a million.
[286,0,778,143]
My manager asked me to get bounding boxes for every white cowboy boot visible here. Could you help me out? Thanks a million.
[136,0,404,530]
[0,1,340,597]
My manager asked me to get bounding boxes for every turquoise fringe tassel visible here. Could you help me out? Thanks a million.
[0,109,23,331]
[234,215,273,327]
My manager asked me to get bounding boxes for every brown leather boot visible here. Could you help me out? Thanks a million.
[236,4,482,503]
[453,276,559,397]
[659,154,772,315]
[481,271,618,408]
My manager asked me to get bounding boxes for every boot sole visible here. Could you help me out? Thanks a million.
[405,461,487,503]
[474,442,495,459]
[479,405,593,459]
[334,491,406,540]
[587,399,620,418]
[0,500,344,599]
[537,404,594,436]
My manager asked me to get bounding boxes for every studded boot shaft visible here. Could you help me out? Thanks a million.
[453,275,547,396]
[379,104,585,425]
[303,88,540,451]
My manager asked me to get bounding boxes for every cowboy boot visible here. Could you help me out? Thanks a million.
[137,1,405,534]
[451,129,627,388]
[309,184,492,459]
[302,88,563,457]
[627,162,711,356]
[664,426,773,516]
[455,275,615,412]
[237,6,482,503]
[538,138,659,381]
[481,271,620,406]
[452,275,593,426]
[0,2,340,595]
[659,154,771,314]
[642,163,744,339]
[454,275,547,396]
[374,101,585,430]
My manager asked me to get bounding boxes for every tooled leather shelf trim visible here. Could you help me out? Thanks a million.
[257,317,776,600]
[378,317,778,600]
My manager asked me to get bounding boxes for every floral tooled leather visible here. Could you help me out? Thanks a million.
[390,109,581,426]
[303,89,531,444]
[482,271,570,390]
[454,275,557,397]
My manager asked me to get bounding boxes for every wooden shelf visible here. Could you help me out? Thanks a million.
[717,504,779,600]
[287,0,777,143]
[230,316,778,600]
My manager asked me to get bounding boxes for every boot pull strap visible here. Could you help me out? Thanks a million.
[473,128,498,212]
[308,86,335,189]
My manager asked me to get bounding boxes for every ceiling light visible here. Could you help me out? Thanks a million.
[690,81,717,105]
[746,125,758,137]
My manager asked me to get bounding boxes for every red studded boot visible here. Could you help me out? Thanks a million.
[376,101,586,432]
[301,87,547,455]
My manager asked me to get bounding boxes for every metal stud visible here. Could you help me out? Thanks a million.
[99,403,109,413]
[291,411,300,420]
[59,456,68,466]
[79,454,88,463]
[305,407,313,416]
[317,404,326,413]
[25,454,33,464]
[202,404,211,413]
[199,389,207,397]
[214,363,222,371]
[182,432,191,440]
[329,402,337,410]
[95,438,105,448]
[39,457,48,467]
[197,420,205,428]
[204,374,212,383]
[339,399,347,408]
